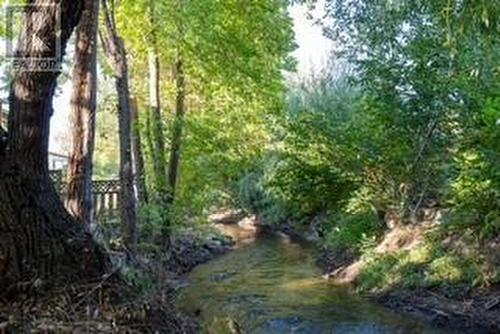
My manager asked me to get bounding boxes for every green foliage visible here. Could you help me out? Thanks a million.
[176,89,275,217]
[138,203,170,243]
[445,95,500,239]
[357,243,489,296]
[242,74,365,220]
[322,0,499,216]
[235,170,271,215]
[89,0,499,297]
[94,84,120,179]
[121,264,155,293]
[235,166,289,225]
[116,0,295,221]
[325,212,384,251]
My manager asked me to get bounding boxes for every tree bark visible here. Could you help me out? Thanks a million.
[0,124,6,156]
[130,97,148,205]
[65,0,99,229]
[0,0,107,294]
[167,56,186,204]
[101,0,137,255]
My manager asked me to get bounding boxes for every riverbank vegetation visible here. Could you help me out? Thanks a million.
[232,0,500,329]
[0,0,498,332]
[259,0,497,295]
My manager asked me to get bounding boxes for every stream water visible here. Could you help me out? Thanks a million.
[177,225,450,334]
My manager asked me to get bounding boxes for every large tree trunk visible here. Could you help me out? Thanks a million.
[0,0,107,294]
[101,0,137,255]
[167,56,186,204]
[66,0,99,229]
[130,97,148,205]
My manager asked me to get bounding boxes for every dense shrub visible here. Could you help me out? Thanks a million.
[325,212,384,251]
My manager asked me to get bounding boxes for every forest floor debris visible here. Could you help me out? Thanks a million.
[0,225,234,333]
[0,273,196,333]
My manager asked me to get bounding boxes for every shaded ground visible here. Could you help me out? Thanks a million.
[377,288,500,333]
[0,273,197,333]
[0,224,234,333]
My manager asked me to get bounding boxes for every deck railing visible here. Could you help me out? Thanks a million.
[50,171,120,220]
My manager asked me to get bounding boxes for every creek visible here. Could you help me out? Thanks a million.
[177,224,450,334]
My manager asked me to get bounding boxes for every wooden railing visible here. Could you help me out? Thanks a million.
[92,180,121,218]
[50,171,120,220]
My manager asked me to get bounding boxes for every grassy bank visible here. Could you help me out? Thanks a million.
[307,210,500,332]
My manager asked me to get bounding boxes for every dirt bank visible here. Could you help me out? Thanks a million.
[317,222,500,333]
[376,288,500,333]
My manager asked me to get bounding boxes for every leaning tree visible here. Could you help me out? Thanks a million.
[0,0,107,295]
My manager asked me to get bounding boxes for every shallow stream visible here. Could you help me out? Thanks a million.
[177,225,450,334]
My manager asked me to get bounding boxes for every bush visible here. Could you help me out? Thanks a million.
[357,241,490,296]
[235,167,290,225]
[325,212,384,251]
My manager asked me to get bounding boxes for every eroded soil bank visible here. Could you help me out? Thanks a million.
[318,247,500,333]
[315,223,500,334]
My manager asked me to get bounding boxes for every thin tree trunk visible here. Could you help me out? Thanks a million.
[167,56,186,204]
[147,0,168,204]
[101,0,137,255]
[148,51,168,202]
[0,0,107,294]
[130,97,148,204]
[146,0,172,246]
[144,102,156,188]
[66,0,99,229]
